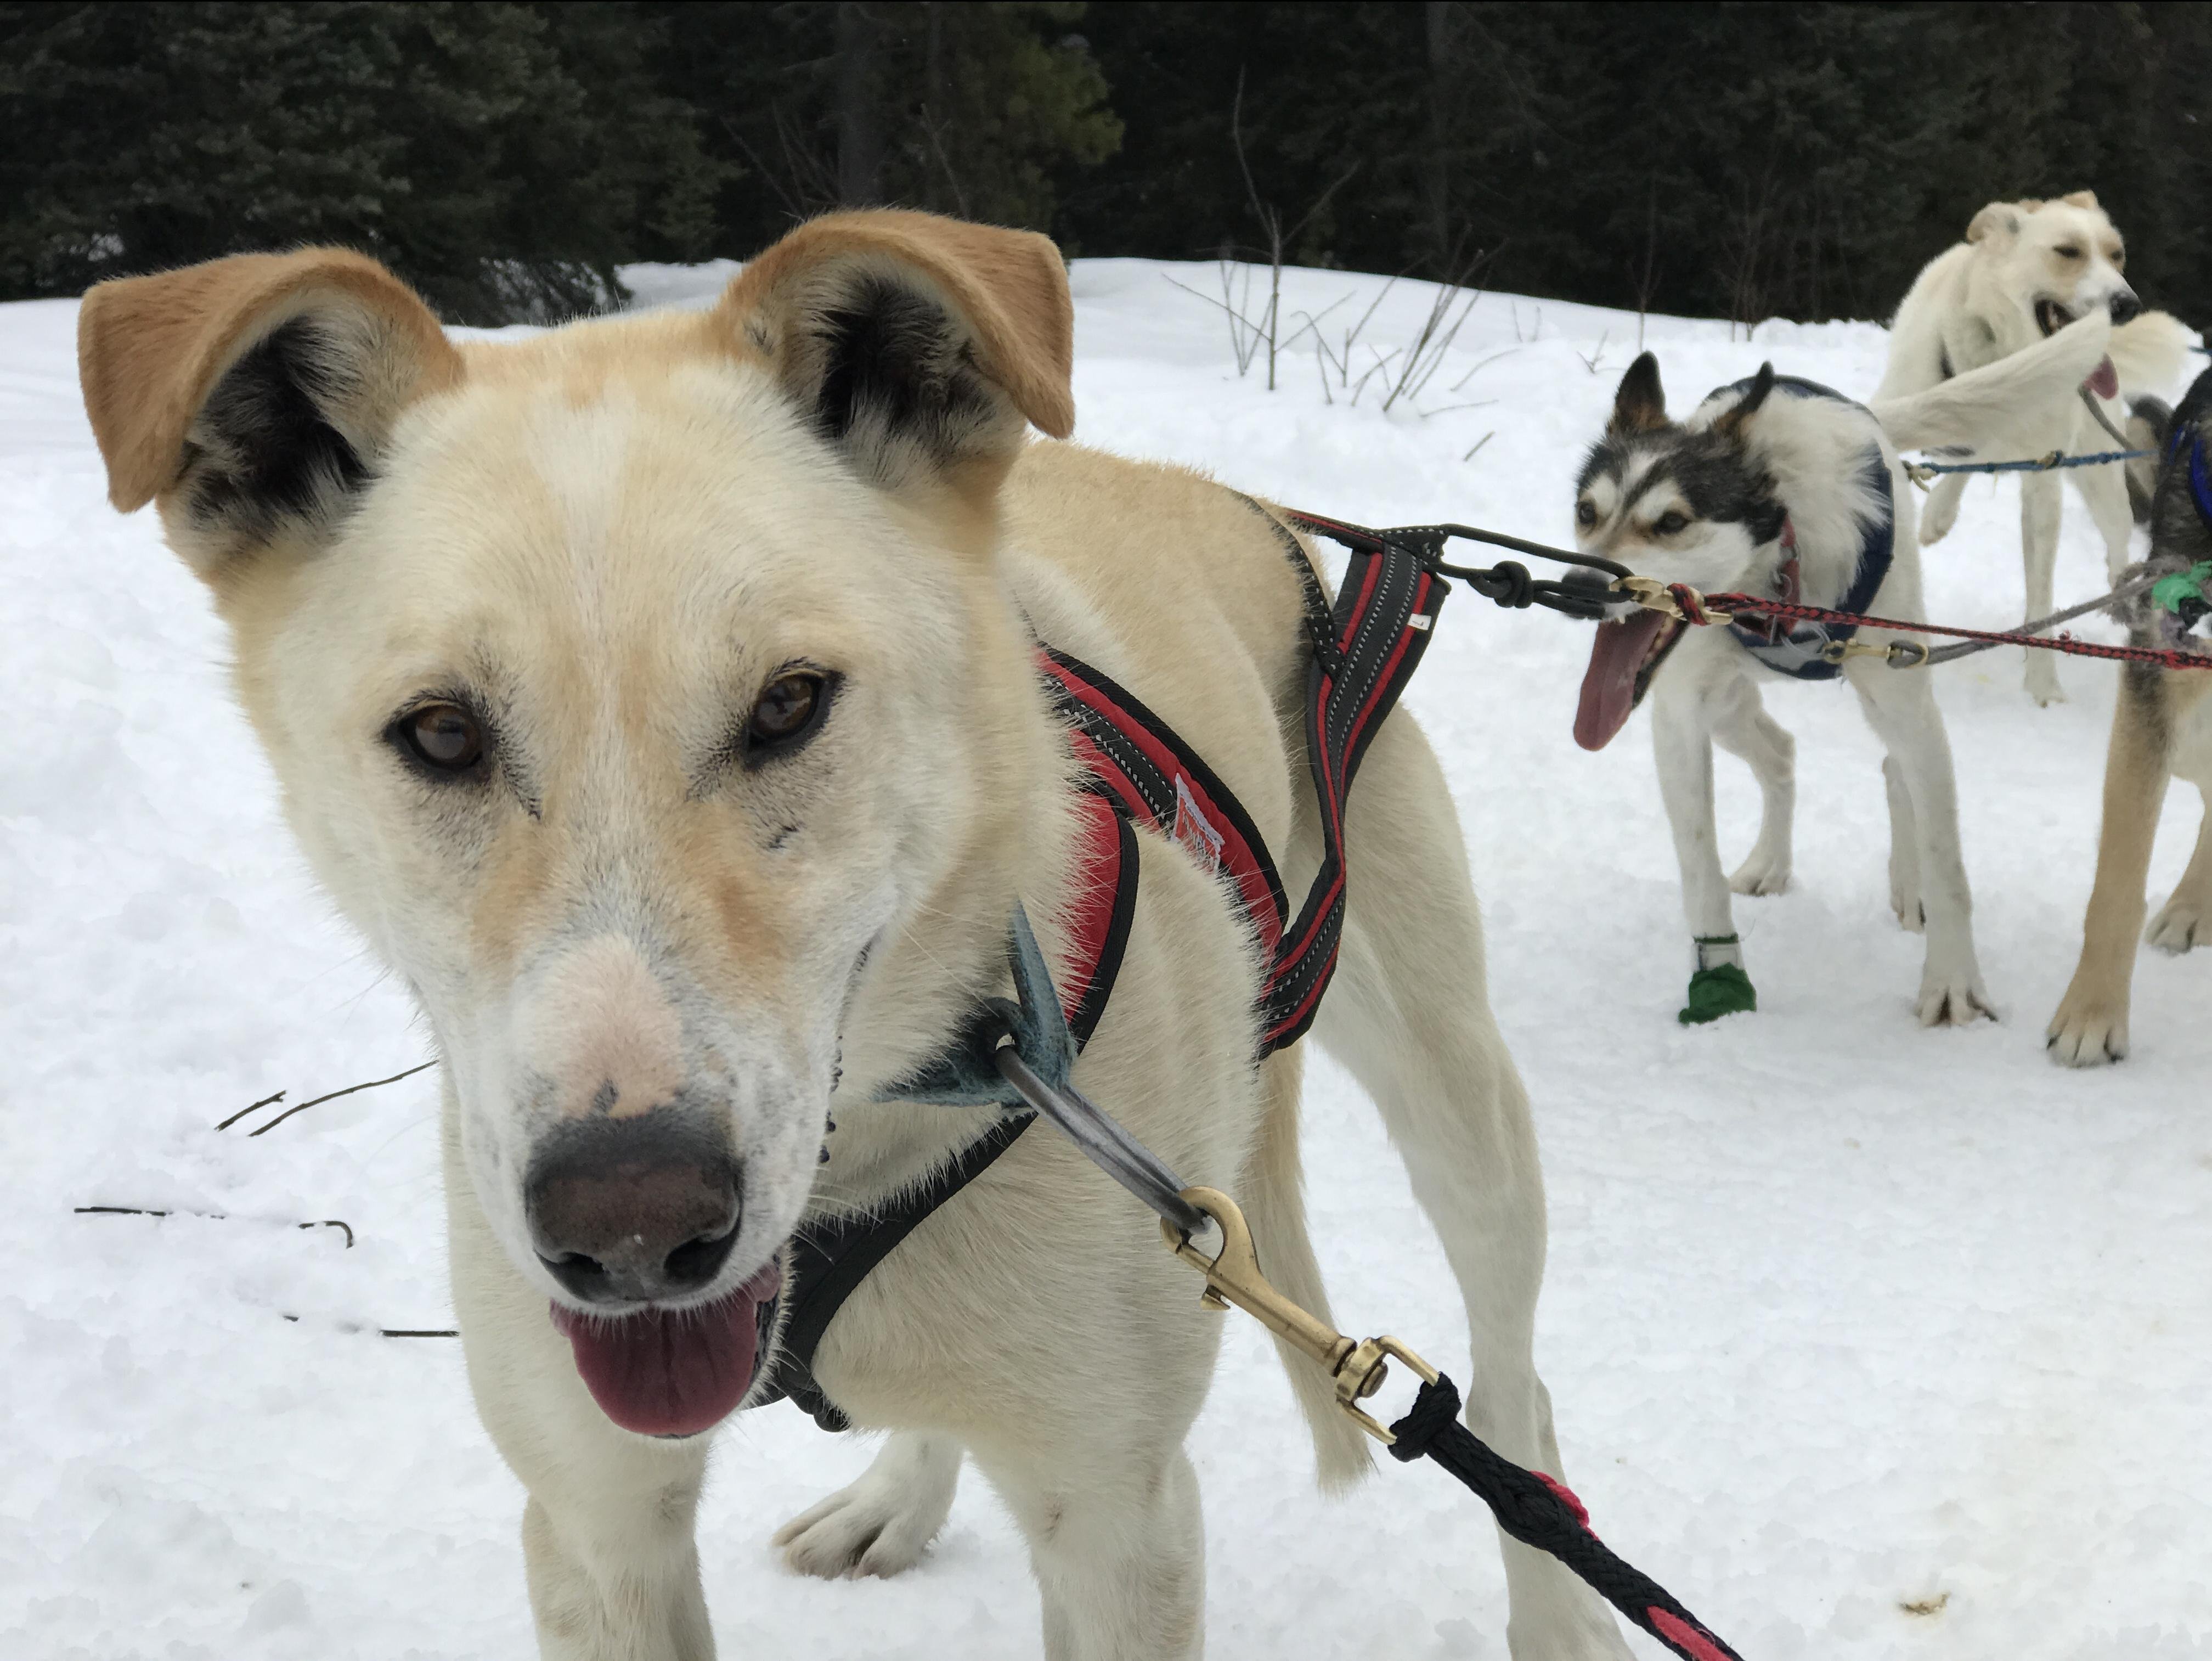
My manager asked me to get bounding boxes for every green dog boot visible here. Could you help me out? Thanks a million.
[1679,962,1757,1024]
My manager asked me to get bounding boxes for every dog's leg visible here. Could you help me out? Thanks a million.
[1649,651,1755,1020]
[2051,664,2182,1063]
[1920,469,1968,547]
[1883,755,1925,931]
[2021,470,2067,704]
[444,1108,716,1661]
[1710,675,1795,896]
[969,1441,1206,1661]
[1311,712,1634,1661]
[772,1431,962,1578]
[1846,662,1994,1024]
[2143,781,2212,953]
[2071,457,2137,584]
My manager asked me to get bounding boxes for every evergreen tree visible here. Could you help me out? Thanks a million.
[0,1,723,321]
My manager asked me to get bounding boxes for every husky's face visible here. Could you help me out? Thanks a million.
[78,220,1074,1437]
[1969,192,2140,336]
[1569,354,1787,751]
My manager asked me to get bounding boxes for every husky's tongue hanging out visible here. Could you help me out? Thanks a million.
[1566,350,1998,1029]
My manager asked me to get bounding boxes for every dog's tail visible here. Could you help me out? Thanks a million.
[1870,309,2112,457]
[2124,395,2174,523]
[2107,308,2199,402]
[1243,1048,1373,1493]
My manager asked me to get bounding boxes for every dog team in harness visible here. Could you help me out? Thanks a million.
[67,183,2207,1661]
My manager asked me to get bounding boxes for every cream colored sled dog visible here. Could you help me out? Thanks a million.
[1875,190,2197,704]
[78,212,1631,1660]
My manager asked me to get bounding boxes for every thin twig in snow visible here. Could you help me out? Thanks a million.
[244,1060,438,1137]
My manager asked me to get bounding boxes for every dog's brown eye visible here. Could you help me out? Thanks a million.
[1655,511,1690,535]
[747,672,828,753]
[1576,500,1598,527]
[399,703,483,771]
[2055,245,2081,260]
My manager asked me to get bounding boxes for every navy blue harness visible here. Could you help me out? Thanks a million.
[2168,394,2212,533]
[1714,375,1895,682]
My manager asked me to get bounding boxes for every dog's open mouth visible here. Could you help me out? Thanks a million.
[2034,298,2121,398]
[1575,609,1684,751]
[549,1260,782,1437]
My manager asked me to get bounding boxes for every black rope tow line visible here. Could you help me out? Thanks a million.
[1389,1374,1742,1661]
[1284,510,1626,621]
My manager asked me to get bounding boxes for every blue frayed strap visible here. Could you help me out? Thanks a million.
[875,903,1076,1107]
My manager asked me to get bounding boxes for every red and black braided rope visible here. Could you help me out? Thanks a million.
[1389,1374,1742,1661]
[1702,593,2210,672]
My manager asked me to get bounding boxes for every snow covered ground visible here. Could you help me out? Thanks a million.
[3,254,2208,1661]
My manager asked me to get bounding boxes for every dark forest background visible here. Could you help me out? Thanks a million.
[2,1,2206,328]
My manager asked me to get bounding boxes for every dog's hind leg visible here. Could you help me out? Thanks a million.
[1846,660,1994,1024]
[2022,470,2068,704]
[2071,457,2138,583]
[1883,755,1925,931]
[1711,675,1795,896]
[1920,469,1969,546]
[445,1110,716,1661]
[2143,781,2212,953]
[772,1431,962,1578]
[1311,712,1633,1661]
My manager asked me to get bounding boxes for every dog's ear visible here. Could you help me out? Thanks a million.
[1608,352,1669,437]
[2061,189,2099,211]
[1713,362,1776,441]
[713,210,1074,506]
[1966,202,2023,245]
[78,249,458,580]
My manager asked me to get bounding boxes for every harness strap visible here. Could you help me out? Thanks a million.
[758,791,1137,1432]
[1265,511,1446,1050]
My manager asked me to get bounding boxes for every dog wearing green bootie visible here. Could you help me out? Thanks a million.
[1569,352,2002,1028]
[1680,937,1758,1024]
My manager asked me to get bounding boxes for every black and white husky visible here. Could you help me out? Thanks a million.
[1569,354,1998,1026]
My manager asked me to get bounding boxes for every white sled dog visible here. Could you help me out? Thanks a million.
[77,213,1635,1660]
[1876,190,2197,703]
[1570,317,2115,1026]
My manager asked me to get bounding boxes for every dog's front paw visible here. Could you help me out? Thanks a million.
[2024,657,2067,707]
[2145,893,2210,954]
[2047,989,2129,1066]
[1916,972,1996,1027]
[1728,849,1791,896]
[772,1438,959,1579]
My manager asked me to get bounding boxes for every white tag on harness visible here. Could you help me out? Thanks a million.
[1172,774,1226,872]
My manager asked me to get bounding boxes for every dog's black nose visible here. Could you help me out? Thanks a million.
[526,1113,741,1305]
[2109,290,2142,325]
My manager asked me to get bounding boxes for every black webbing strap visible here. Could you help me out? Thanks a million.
[758,798,1140,1432]
[765,1112,1038,1431]
[1389,1375,1742,1661]
[1254,509,1445,1051]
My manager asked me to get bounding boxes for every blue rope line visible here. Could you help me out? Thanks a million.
[1909,447,2151,477]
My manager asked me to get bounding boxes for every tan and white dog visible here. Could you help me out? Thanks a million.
[76,213,1633,1660]
[1876,190,2197,704]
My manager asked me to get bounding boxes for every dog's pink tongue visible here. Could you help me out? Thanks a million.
[550,1264,780,1437]
[2087,354,2118,401]
[1575,612,1667,752]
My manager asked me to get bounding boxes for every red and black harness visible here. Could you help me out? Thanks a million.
[758,499,1448,1430]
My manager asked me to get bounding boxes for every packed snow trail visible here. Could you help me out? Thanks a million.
[2,260,2207,1659]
